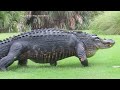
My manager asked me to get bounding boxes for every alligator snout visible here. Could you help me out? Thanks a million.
[110,39,115,44]
[107,39,115,44]
[103,39,115,47]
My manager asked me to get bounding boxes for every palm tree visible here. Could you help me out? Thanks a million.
[26,11,102,30]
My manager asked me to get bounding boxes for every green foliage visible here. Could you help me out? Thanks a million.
[0,11,26,33]
[0,11,102,33]
[0,33,119,79]
[89,11,120,35]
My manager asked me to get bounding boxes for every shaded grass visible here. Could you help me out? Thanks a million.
[0,33,120,79]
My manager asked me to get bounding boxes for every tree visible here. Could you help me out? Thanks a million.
[26,11,102,30]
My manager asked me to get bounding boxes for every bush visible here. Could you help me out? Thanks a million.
[89,11,120,35]
[0,11,26,33]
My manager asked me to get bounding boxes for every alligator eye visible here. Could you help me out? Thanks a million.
[95,39,100,41]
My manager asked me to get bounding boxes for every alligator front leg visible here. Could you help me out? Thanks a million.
[0,42,24,71]
[76,42,88,67]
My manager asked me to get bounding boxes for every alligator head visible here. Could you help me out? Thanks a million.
[75,32,115,49]
[92,36,115,49]
[76,33,115,58]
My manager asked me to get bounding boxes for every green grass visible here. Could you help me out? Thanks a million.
[0,33,120,79]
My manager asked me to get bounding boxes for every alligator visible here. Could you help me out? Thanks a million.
[0,28,115,71]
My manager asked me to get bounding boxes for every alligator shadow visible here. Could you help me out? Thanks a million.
[9,62,92,71]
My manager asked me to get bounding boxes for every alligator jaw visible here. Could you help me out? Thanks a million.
[103,39,115,48]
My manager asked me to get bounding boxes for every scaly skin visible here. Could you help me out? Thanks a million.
[0,28,115,71]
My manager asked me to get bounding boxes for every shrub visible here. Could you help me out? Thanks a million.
[0,11,26,33]
[89,11,120,35]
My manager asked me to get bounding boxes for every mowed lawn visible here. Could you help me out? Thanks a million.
[0,33,120,79]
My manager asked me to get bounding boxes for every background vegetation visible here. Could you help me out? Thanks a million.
[89,11,120,35]
[0,11,102,33]
[2,11,120,35]
[27,11,102,30]
[0,11,27,33]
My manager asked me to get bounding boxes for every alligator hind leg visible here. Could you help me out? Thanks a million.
[50,61,57,66]
[50,52,57,66]
[0,42,24,71]
[18,59,28,66]
[76,42,88,66]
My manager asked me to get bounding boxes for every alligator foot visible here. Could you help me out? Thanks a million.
[18,59,27,67]
[50,62,57,66]
[18,64,27,67]
[81,59,88,67]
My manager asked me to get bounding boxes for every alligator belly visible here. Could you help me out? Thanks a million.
[19,49,76,64]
